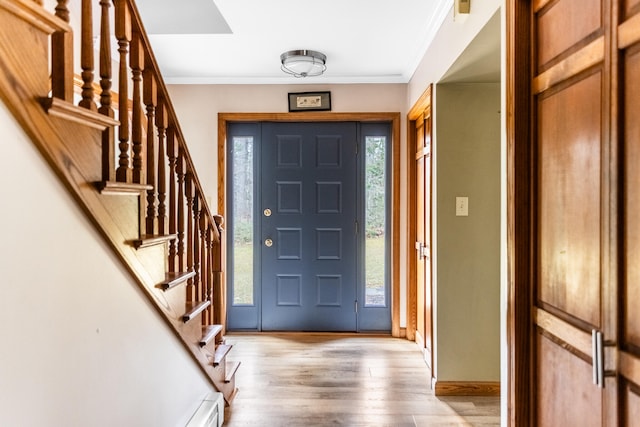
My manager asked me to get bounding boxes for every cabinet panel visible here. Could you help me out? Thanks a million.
[536,332,601,426]
[624,45,640,350]
[537,71,603,326]
[536,0,602,69]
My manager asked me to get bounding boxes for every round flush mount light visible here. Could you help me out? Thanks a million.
[280,49,327,78]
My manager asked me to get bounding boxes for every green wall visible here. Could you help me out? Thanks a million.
[434,82,501,381]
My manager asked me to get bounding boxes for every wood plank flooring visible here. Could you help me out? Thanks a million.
[223,334,500,426]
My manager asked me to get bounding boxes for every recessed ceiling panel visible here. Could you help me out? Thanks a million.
[136,0,232,34]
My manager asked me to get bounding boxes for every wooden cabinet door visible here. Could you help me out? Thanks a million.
[511,0,640,424]
[532,0,612,424]
[620,1,640,423]
[415,104,433,371]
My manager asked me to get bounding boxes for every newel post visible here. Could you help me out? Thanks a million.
[212,215,225,326]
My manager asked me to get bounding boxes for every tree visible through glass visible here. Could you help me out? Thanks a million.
[364,136,387,306]
[232,137,254,305]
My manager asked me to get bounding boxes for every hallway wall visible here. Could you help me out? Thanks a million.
[433,82,501,381]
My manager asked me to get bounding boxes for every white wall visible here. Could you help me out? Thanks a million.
[168,83,407,205]
[0,101,212,427]
[407,0,502,105]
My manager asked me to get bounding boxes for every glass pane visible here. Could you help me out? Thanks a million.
[232,136,254,305]
[364,136,387,306]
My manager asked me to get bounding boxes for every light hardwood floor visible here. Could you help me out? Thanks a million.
[223,334,500,426]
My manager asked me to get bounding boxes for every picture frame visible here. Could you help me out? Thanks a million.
[288,91,331,112]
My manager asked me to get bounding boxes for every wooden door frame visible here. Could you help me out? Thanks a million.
[406,85,432,343]
[217,112,402,337]
[506,1,533,425]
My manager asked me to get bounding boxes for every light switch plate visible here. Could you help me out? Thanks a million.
[456,197,469,216]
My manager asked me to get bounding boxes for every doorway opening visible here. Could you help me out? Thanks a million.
[218,113,400,333]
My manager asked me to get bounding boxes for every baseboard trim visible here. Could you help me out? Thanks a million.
[433,381,500,396]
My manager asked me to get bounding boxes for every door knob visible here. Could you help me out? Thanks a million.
[264,208,272,217]
[265,238,273,247]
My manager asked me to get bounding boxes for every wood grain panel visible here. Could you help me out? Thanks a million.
[224,334,500,425]
[434,381,500,397]
[533,307,592,356]
[536,332,601,426]
[506,2,533,424]
[533,37,604,94]
[624,47,640,350]
[622,380,640,427]
[619,12,640,49]
[624,0,640,19]
[621,351,640,387]
[536,0,602,70]
[538,72,602,326]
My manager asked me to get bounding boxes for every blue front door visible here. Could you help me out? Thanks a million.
[260,122,357,331]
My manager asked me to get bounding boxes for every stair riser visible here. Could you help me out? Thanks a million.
[0,6,52,98]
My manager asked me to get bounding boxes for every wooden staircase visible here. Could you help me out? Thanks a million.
[0,0,238,405]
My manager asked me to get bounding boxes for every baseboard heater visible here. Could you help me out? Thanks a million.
[185,392,224,427]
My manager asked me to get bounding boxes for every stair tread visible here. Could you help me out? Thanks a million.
[213,344,233,366]
[199,324,223,347]
[133,234,176,249]
[182,301,211,323]
[40,97,119,130]
[224,361,241,383]
[96,181,153,195]
[159,271,196,291]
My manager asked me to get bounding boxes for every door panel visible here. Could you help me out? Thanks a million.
[624,45,640,349]
[537,71,602,326]
[509,0,640,423]
[536,331,602,426]
[261,122,357,331]
[522,0,640,423]
[414,101,433,370]
[536,0,602,70]
[531,0,609,423]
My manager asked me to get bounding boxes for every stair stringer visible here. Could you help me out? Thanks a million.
[0,0,238,405]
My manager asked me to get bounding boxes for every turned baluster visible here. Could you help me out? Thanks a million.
[130,33,144,183]
[156,101,168,235]
[143,68,157,235]
[192,194,202,303]
[167,127,178,272]
[177,152,186,273]
[114,0,131,182]
[78,0,96,111]
[199,214,209,325]
[205,224,214,325]
[185,173,194,301]
[51,0,72,102]
[98,0,115,182]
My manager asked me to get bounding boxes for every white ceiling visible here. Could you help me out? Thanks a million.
[134,0,458,85]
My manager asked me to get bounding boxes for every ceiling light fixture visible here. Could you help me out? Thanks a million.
[280,49,327,78]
